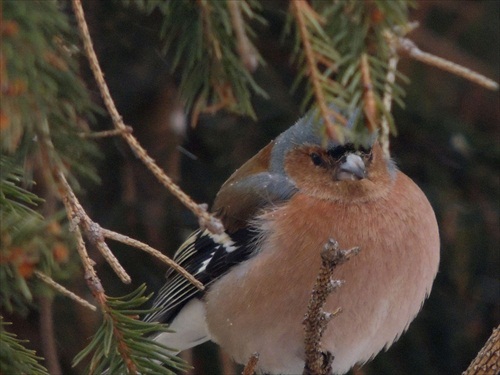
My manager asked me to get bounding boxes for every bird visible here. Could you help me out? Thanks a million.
[144,109,440,374]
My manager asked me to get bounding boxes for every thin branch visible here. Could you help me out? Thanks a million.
[462,324,500,375]
[57,171,131,284]
[57,171,204,290]
[78,126,133,138]
[394,36,498,90]
[242,352,260,375]
[360,54,378,133]
[303,239,360,375]
[380,43,399,160]
[58,180,139,373]
[56,170,106,305]
[227,0,258,72]
[71,0,228,237]
[291,0,347,142]
[101,228,204,291]
[34,270,97,311]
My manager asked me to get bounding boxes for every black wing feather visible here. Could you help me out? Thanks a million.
[144,172,297,325]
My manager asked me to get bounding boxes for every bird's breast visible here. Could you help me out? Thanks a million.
[204,171,440,374]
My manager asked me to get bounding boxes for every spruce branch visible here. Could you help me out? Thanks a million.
[100,228,204,291]
[0,318,49,375]
[54,169,190,374]
[53,154,203,289]
[380,43,399,160]
[290,0,347,142]
[360,54,378,133]
[71,0,228,238]
[78,127,134,138]
[54,163,203,290]
[227,0,258,72]
[389,33,499,91]
[303,239,360,375]
[34,270,96,311]
[73,285,190,375]
[128,0,265,122]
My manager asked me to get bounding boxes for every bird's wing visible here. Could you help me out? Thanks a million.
[145,152,297,325]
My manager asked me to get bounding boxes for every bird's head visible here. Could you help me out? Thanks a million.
[270,111,396,203]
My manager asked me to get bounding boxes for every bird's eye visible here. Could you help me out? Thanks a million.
[310,153,324,166]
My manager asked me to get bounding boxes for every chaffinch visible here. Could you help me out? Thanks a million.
[144,111,440,374]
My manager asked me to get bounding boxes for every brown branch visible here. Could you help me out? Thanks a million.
[380,39,399,160]
[57,173,140,373]
[462,325,500,375]
[101,228,204,290]
[242,352,260,375]
[34,270,97,311]
[303,239,360,375]
[290,0,347,142]
[71,0,228,237]
[38,119,202,295]
[360,54,378,133]
[57,170,204,290]
[78,126,133,138]
[393,35,498,91]
[55,170,106,304]
[227,0,258,72]
[57,171,131,284]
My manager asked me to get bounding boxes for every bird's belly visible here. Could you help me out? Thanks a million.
[204,180,439,374]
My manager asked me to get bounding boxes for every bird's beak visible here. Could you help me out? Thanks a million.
[335,153,366,181]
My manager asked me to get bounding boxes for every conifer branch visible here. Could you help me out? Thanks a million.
[391,34,498,91]
[360,54,378,133]
[290,0,347,142]
[100,228,204,290]
[380,46,399,160]
[57,169,132,284]
[0,318,50,375]
[227,0,258,72]
[34,270,97,311]
[37,117,201,290]
[71,0,228,238]
[78,127,133,138]
[54,167,187,373]
[58,166,203,290]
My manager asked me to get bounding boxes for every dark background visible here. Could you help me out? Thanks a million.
[9,1,500,374]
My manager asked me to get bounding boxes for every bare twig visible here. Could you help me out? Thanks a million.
[303,239,360,375]
[462,325,500,375]
[380,46,399,160]
[57,171,132,284]
[290,0,347,142]
[57,170,203,290]
[71,0,228,237]
[393,36,498,90]
[35,270,97,311]
[56,171,106,304]
[227,0,258,72]
[78,126,133,138]
[101,228,204,291]
[242,352,260,375]
[360,54,378,133]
